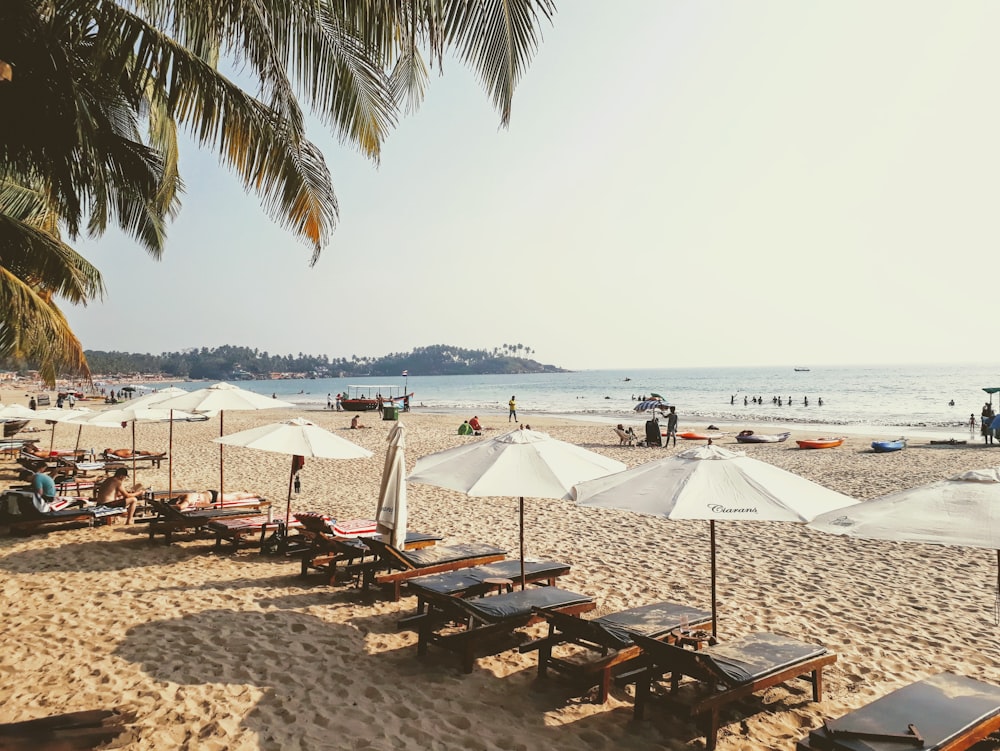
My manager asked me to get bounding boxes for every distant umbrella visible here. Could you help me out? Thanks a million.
[634,400,669,413]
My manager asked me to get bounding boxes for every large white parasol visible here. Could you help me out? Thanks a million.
[407,428,625,589]
[574,443,858,635]
[155,383,294,496]
[809,467,1000,621]
[215,417,372,527]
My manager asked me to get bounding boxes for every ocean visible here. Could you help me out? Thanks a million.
[147,363,1000,438]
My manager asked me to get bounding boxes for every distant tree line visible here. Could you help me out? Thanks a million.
[1,344,566,381]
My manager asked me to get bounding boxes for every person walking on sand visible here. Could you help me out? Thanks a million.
[665,405,679,447]
[508,395,517,423]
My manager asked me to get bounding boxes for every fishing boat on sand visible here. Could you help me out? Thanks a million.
[871,437,906,453]
[736,430,791,444]
[796,437,844,449]
[340,385,412,412]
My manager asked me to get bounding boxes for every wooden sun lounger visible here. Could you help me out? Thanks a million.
[0,491,125,534]
[359,535,507,601]
[146,498,268,545]
[101,451,166,469]
[402,559,571,618]
[407,585,596,673]
[631,631,837,750]
[0,708,133,751]
[519,601,713,703]
[796,672,1000,751]
[295,513,442,581]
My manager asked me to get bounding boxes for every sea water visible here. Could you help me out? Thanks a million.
[156,362,1000,436]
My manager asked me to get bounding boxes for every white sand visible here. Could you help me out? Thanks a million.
[1,395,999,750]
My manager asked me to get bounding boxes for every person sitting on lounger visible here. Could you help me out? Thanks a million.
[350,415,368,429]
[96,468,142,524]
[171,490,260,511]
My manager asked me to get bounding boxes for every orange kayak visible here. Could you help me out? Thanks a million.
[678,431,724,441]
[796,437,844,449]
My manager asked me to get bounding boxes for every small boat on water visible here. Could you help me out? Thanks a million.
[796,437,844,449]
[871,437,906,453]
[340,385,412,412]
[736,430,791,444]
[794,367,810,372]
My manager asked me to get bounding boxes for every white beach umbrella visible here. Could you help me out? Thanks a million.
[68,405,202,478]
[375,422,408,549]
[121,387,200,495]
[573,443,859,635]
[809,467,1000,620]
[155,383,294,497]
[407,428,626,588]
[215,417,372,527]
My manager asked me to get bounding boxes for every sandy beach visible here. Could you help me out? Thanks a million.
[1,393,998,750]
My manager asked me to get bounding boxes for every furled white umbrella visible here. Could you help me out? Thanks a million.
[407,428,626,589]
[215,417,372,528]
[809,467,1000,621]
[573,443,858,635]
[155,383,294,497]
[375,422,408,549]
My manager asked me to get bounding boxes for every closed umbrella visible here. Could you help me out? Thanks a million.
[375,422,407,549]
[809,467,1000,621]
[574,443,858,635]
[155,383,294,497]
[215,417,372,528]
[407,428,625,589]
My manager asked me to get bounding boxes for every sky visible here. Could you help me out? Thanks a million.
[66,1,1000,371]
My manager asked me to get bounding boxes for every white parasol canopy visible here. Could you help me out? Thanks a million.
[407,428,625,588]
[574,443,858,634]
[809,467,1000,619]
[375,422,408,549]
[215,417,372,527]
[155,383,295,497]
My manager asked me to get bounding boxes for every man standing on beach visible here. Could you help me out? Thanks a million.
[665,405,679,447]
[508,395,517,423]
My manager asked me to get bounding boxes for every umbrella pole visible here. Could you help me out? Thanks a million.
[49,422,55,451]
[285,457,295,530]
[710,520,718,638]
[131,421,137,479]
[219,411,224,499]
[75,424,82,453]
[168,410,174,498]
[519,497,526,590]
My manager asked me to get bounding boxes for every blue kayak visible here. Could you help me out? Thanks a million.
[872,438,906,453]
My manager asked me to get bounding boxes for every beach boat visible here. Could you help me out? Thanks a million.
[796,437,844,449]
[735,430,791,444]
[794,367,810,372]
[871,437,906,453]
[340,385,412,412]
[677,431,725,441]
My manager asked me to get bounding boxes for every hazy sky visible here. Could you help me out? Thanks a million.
[67,1,1000,371]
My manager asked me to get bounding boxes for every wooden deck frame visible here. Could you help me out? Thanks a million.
[631,632,836,751]
[146,498,268,545]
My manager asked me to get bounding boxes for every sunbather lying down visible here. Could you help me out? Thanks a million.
[105,448,159,458]
[171,490,260,511]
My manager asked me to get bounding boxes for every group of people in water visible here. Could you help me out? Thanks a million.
[732,394,823,407]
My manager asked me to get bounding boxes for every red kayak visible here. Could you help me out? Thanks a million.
[796,437,844,449]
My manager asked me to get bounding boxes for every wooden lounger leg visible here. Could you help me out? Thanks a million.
[812,668,823,701]
[598,668,612,704]
[633,670,650,721]
[537,643,551,680]
[703,708,721,751]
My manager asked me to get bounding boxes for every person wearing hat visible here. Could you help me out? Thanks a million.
[96,467,142,524]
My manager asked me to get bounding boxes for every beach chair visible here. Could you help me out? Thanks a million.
[357,535,507,601]
[0,708,131,750]
[146,498,268,545]
[519,601,713,703]
[0,491,124,534]
[295,513,443,582]
[614,428,635,446]
[401,558,572,619]
[406,585,596,673]
[796,672,1000,751]
[101,450,166,469]
[630,631,837,750]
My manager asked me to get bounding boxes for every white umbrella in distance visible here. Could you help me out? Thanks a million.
[119,387,194,493]
[215,417,372,527]
[375,422,408,549]
[574,443,858,635]
[809,467,1000,620]
[407,428,626,589]
[156,383,294,497]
